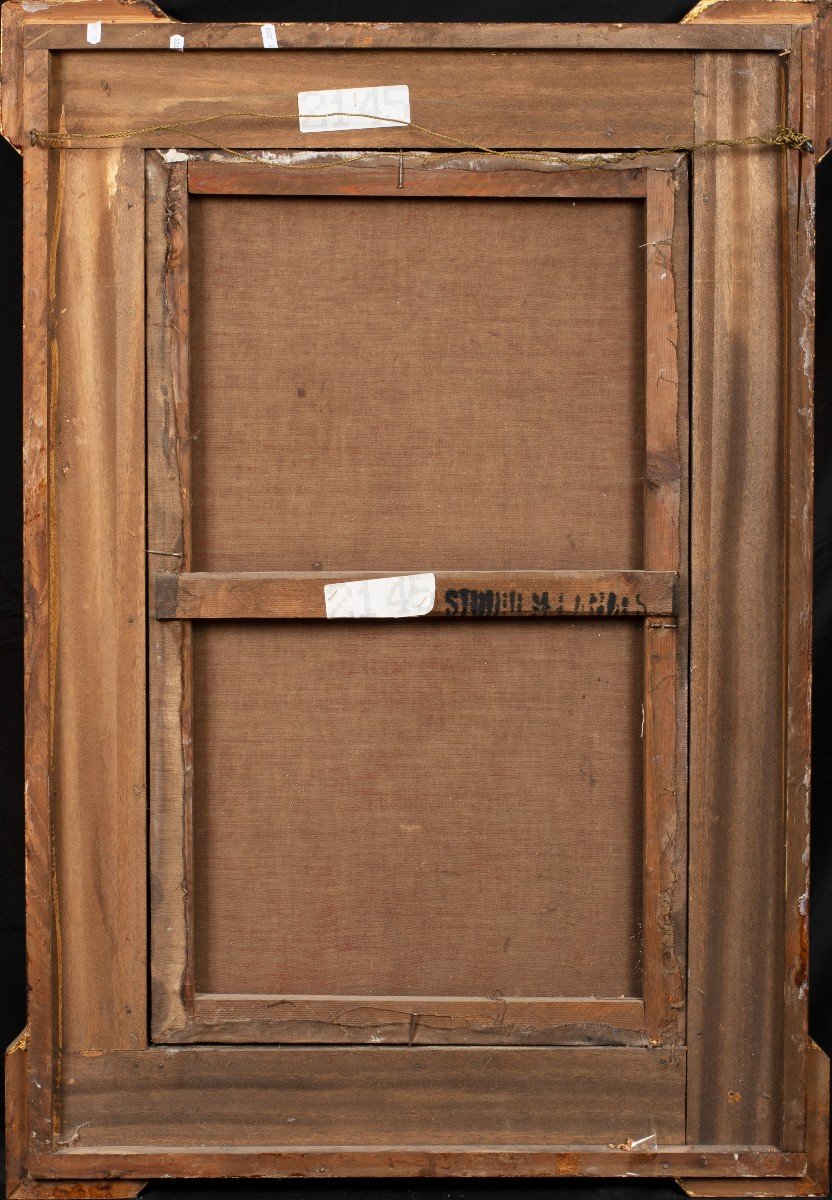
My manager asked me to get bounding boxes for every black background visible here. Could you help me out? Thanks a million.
[0,2,829,1197]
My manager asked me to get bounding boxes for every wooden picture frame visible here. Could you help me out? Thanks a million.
[0,0,828,1195]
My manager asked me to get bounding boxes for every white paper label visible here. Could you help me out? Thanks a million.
[324,573,435,619]
[86,21,102,44]
[261,23,278,47]
[169,33,185,50]
[298,85,410,133]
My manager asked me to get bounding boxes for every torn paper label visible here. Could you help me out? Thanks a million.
[324,573,435,619]
[170,33,185,50]
[86,21,102,44]
[261,23,278,47]
[298,85,410,133]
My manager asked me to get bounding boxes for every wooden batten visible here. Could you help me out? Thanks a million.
[147,156,194,1041]
[155,570,678,620]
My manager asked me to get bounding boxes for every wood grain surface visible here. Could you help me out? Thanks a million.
[156,570,677,620]
[0,0,24,148]
[779,14,831,1153]
[52,147,146,1052]
[641,165,686,1049]
[58,1046,686,1148]
[48,49,698,149]
[27,1143,808,1186]
[682,0,819,25]
[187,158,653,197]
[687,50,788,1146]
[25,18,797,48]
[147,157,195,1042]
[187,995,647,1046]
[19,46,55,1153]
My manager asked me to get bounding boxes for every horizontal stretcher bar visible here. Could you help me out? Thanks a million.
[154,570,677,620]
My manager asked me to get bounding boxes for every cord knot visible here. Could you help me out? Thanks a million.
[771,126,815,154]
